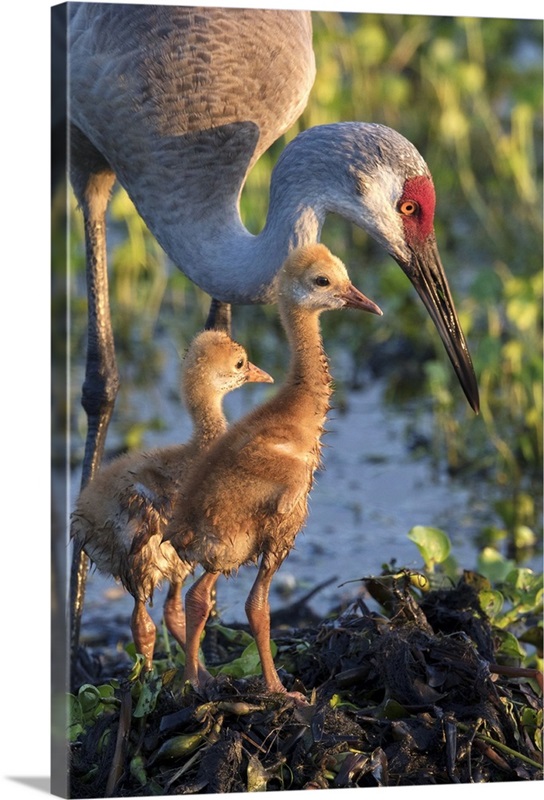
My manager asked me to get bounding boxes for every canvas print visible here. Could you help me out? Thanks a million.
[51,1,543,796]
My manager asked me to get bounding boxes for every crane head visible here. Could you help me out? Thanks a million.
[308,123,480,413]
[366,170,479,413]
[392,174,479,414]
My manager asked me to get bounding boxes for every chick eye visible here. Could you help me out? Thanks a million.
[315,275,330,287]
[399,200,419,216]
[235,359,245,370]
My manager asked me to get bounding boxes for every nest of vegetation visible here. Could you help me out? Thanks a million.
[69,574,543,797]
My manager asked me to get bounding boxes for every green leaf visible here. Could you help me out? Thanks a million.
[503,568,540,594]
[216,639,277,678]
[130,755,148,786]
[68,693,83,724]
[127,651,146,682]
[478,589,504,619]
[329,693,359,710]
[495,629,526,660]
[68,723,84,742]
[133,670,162,718]
[211,623,255,648]
[521,707,541,738]
[382,699,409,720]
[247,753,269,791]
[513,525,537,549]
[149,732,205,765]
[97,684,116,699]
[476,548,516,583]
[407,526,451,570]
[77,684,102,715]
[67,695,84,741]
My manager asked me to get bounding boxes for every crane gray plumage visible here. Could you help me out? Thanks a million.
[66,4,479,666]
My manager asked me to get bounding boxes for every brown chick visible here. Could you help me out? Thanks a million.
[70,330,273,670]
[164,244,382,703]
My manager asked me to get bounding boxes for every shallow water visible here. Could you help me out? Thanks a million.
[69,343,519,647]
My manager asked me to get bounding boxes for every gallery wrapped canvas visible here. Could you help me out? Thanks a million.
[51,1,542,797]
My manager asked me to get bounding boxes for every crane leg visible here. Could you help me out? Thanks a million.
[205,298,232,333]
[79,193,119,483]
[69,130,119,677]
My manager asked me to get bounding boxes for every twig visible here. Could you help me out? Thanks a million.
[456,722,542,770]
[488,662,543,692]
[105,686,133,795]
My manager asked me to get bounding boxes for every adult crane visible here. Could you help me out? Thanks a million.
[65,3,479,663]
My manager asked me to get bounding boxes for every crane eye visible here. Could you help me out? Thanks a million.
[315,275,330,287]
[399,200,419,216]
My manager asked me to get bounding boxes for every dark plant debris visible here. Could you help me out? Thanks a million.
[69,573,543,797]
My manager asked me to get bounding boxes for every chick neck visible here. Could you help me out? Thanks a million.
[279,300,333,419]
[183,382,229,448]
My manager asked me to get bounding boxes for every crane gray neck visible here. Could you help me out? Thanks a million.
[136,122,428,306]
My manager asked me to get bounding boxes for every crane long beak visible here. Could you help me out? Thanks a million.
[397,237,480,413]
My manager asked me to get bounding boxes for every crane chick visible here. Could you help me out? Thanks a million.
[71,330,273,670]
[164,245,382,703]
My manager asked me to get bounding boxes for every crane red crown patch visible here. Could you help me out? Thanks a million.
[400,175,436,245]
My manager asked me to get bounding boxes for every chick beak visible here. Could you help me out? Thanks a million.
[341,283,383,316]
[246,362,274,383]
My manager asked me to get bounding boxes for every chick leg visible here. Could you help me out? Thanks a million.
[245,553,307,704]
[183,571,219,687]
[131,598,157,671]
[163,580,188,649]
[163,578,212,683]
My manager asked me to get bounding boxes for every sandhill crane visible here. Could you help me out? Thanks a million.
[71,330,272,672]
[164,244,382,702]
[65,4,479,661]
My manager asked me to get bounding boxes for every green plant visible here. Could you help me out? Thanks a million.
[68,682,120,742]
[404,525,542,672]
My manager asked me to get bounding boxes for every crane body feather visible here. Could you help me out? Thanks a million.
[68,5,433,303]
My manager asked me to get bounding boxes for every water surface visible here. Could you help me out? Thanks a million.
[72,358,501,646]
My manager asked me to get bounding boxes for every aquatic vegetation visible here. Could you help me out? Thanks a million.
[67,530,542,795]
